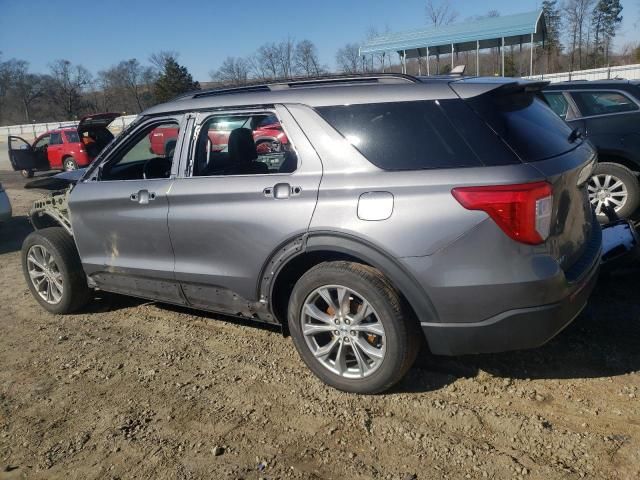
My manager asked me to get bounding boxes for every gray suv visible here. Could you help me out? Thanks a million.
[22,74,601,394]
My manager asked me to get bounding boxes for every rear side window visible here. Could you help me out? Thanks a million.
[466,91,576,162]
[64,131,80,143]
[50,132,62,145]
[570,91,639,116]
[316,101,482,171]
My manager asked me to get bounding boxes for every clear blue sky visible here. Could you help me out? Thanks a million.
[1,0,638,81]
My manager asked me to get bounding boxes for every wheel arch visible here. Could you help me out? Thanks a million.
[263,232,438,334]
[596,151,640,174]
[30,212,65,231]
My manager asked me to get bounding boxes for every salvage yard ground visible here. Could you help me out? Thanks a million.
[0,168,639,479]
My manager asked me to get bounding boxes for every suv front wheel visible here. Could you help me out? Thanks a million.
[21,227,91,314]
[589,162,640,221]
[288,261,420,394]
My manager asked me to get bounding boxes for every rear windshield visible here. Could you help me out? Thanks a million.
[465,90,577,162]
[316,101,483,171]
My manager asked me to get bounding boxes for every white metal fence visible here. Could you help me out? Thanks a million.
[525,64,640,83]
[0,114,138,141]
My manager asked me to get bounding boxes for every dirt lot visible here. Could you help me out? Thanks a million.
[0,169,639,480]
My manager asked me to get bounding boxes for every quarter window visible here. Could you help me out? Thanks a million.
[316,101,482,171]
[544,92,574,120]
[192,112,296,176]
[571,91,639,116]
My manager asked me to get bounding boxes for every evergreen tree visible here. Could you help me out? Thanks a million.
[542,0,563,73]
[591,0,623,65]
[153,58,200,103]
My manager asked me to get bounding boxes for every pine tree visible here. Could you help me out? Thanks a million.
[153,58,200,104]
[541,0,562,73]
[591,0,623,66]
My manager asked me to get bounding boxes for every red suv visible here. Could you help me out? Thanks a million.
[149,113,288,157]
[8,113,120,178]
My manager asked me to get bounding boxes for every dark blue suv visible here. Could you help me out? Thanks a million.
[544,80,640,221]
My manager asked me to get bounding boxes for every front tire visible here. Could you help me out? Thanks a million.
[21,169,34,178]
[21,227,91,314]
[589,162,640,221]
[288,261,420,394]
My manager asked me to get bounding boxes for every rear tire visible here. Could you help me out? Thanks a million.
[589,162,640,222]
[63,157,78,172]
[21,227,91,314]
[287,261,420,394]
[21,169,34,178]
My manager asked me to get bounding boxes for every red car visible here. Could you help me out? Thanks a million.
[8,113,121,178]
[149,113,288,156]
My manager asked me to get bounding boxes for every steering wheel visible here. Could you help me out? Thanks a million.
[143,157,172,179]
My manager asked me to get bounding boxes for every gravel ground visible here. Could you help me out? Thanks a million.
[0,169,639,480]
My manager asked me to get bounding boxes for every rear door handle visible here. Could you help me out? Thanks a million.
[130,189,156,204]
[263,183,302,199]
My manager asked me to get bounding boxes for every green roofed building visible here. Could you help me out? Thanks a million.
[359,10,546,76]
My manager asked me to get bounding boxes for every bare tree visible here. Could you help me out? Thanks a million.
[0,56,19,122]
[364,26,390,72]
[255,43,280,79]
[210,56,250,85]
[425,1,459,73]
[120,59,154,112]
[425,0,458,26]
[294,40,322,76]
[48,59,92,119]
[12,60,45,121]
[336,43,361,74]
[149,50,179,73]
[564,0,595,70]
[276,38,295,78]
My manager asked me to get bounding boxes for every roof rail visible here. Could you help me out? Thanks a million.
[183,74,418,100]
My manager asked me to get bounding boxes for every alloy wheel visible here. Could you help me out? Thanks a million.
[588,173,628,216]
[64,158,77,171]
[301,285,386,379]
[27,244,63,304]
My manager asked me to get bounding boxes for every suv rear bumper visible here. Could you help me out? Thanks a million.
[421,254,599,356]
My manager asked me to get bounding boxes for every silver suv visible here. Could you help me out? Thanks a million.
[22,75,601,394]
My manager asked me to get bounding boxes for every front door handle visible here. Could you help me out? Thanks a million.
[130,189,156,204]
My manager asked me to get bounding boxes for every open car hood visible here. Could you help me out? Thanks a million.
[78,112,121,134]
[24,168,86,190]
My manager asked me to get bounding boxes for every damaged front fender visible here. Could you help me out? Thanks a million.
[30,189,73,236]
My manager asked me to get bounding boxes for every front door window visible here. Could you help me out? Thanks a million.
[99,121,180,181]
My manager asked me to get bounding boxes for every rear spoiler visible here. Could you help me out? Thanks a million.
[449,78,550,99]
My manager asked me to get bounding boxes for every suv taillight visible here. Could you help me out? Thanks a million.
[452,181,553,245]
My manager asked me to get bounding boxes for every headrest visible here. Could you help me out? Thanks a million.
[228,128,257,164]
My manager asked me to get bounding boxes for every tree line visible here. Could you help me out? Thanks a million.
[0,51,199,126]
[0,0,634,126]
